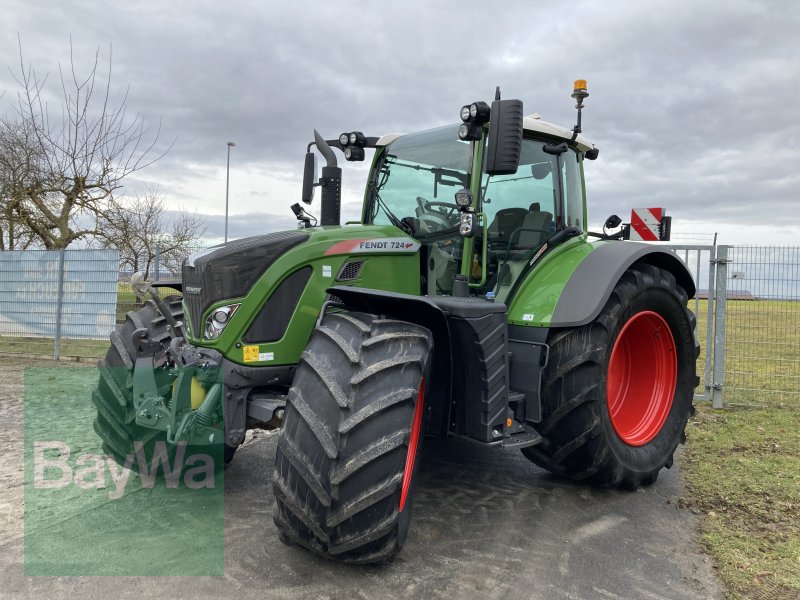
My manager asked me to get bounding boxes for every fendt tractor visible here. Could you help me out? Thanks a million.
[92,81,699,564]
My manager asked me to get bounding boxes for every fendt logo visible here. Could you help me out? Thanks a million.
[358,240,415,250]
[325,237,421,255]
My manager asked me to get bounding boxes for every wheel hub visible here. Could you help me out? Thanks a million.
[606,311,677,446]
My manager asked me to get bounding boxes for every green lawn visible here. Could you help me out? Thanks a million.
[683,299,800,599]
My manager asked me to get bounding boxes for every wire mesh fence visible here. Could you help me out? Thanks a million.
[0,249,119,359]
[722,246,800,408]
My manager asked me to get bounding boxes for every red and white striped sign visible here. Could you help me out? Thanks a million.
[629,208,664,241]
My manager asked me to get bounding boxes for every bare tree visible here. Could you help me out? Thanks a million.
[2,40,168,249]
[96,189,206,277]
[0,118,41,250]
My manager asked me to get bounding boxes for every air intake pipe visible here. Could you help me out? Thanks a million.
[314,130,342,226]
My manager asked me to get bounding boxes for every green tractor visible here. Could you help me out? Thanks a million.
[93,81,698,564]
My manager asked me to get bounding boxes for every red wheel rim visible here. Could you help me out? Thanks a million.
[606,311,677,446]
[399,378,425,512]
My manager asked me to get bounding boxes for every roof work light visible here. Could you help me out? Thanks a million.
[458,100,491,141]
[338,131,367,161]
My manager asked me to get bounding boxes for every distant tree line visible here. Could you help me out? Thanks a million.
[0,42,204,276]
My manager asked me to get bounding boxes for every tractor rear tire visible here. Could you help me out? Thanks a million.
[92,297,183,468]
[522,264,699,489]
[273,311,432,564]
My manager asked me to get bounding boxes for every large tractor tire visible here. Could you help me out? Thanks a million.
[273,311,432,564]
[92,297,183,467]
[522,263,699,489]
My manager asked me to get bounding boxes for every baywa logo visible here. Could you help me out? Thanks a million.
[34,440,217,499]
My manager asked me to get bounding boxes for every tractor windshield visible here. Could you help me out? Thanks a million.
[365,125,471,237]
[365,125,471,295]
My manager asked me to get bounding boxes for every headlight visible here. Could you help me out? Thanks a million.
[339,133,350,146]
[460,105,471,122]
[205,304,240,340]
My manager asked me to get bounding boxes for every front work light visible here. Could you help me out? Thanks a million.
[344,146,365,161]
[458,122,482,141]
[338,133,350,146]
[454,188,473,209]
[460,105,472,122]
[469,101,490,124]
[348,131,366,146]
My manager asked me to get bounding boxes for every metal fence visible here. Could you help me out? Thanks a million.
[721,246,800,407]
[665,245,720,405]
[671,244,800,409]
[0,249,120,360]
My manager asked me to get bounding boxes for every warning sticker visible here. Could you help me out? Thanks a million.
[243,345,260,362]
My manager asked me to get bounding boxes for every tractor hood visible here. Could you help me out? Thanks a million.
[182,230,311,336]
[181,224,419,341]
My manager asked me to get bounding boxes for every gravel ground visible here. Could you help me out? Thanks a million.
[0,357,724,599]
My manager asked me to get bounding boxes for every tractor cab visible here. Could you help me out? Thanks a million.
[359,115,592,302]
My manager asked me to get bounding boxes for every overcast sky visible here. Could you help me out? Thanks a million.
[2,0,798,245]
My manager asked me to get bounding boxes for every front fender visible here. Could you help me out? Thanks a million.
[326,286,452,437]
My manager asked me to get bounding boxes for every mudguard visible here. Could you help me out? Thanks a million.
[326,286,453,437]
[507,239,695,328]
[550,241,695,327]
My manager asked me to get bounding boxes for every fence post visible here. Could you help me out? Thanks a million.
[711,245,729,408]
[703,246,716,401]
[154,247,161,281]
[53,249,66,361]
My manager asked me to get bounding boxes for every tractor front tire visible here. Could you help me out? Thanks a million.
[92,297,183,467]
[522,264,699,489]
[273,311,432,564]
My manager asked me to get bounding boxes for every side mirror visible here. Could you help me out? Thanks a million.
[485,99,523,176]
[301,152,317,204]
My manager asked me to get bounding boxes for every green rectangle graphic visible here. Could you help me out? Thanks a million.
[24,368,224,576]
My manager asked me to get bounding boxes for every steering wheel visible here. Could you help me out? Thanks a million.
[415,197,460,231]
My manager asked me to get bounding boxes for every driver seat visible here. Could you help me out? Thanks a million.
[512,203,552,251]
[487,208,528,248]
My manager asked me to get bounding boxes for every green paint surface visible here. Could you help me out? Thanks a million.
[506,236,596,326]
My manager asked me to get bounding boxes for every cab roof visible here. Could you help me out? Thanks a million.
[376,114,593,152]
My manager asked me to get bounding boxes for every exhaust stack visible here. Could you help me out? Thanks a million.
[314,130,342,226]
